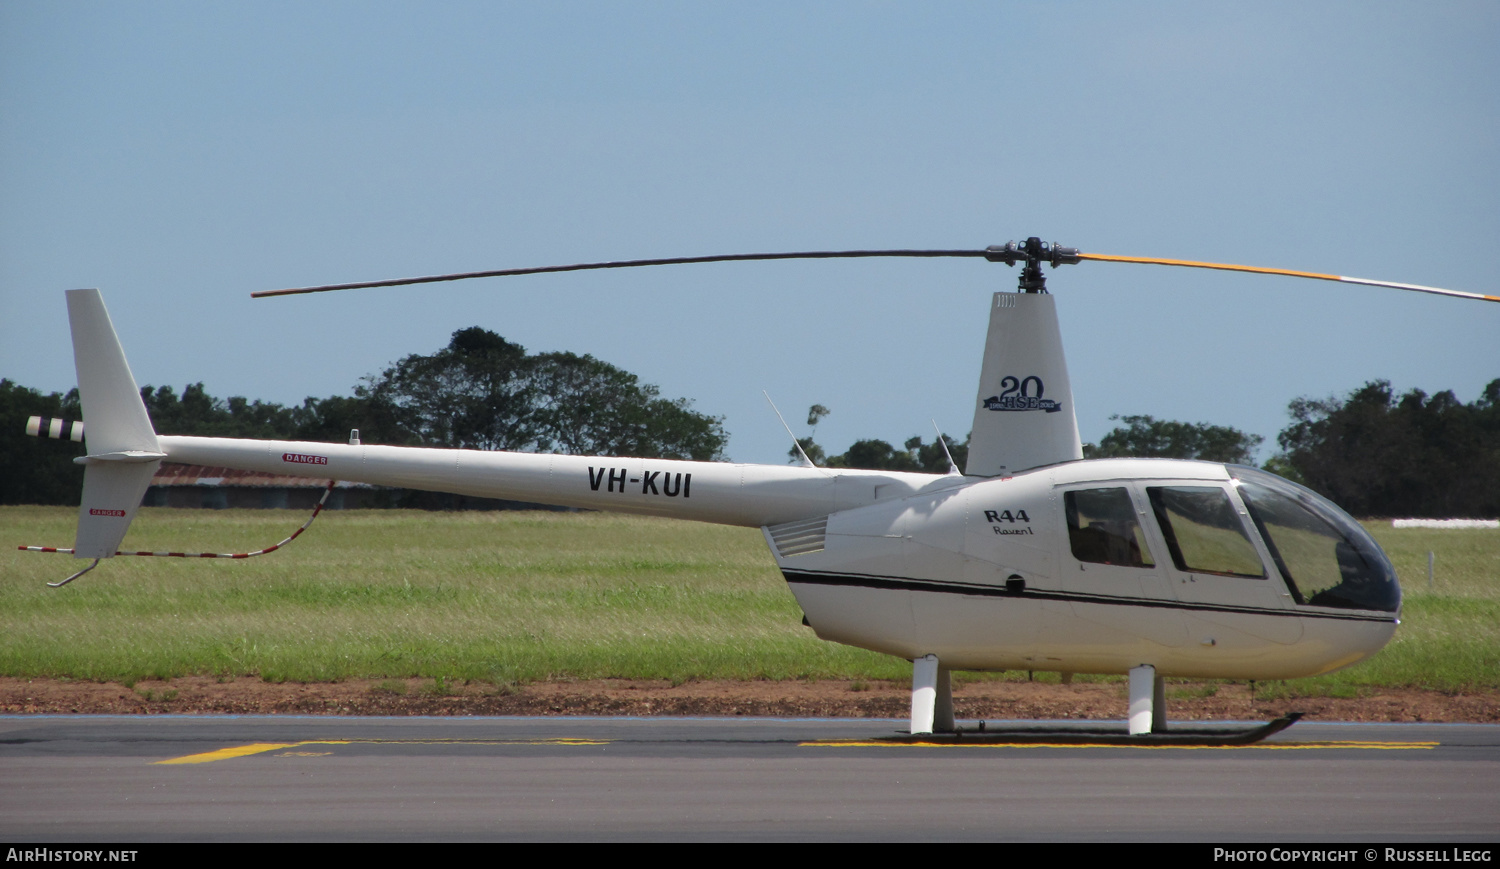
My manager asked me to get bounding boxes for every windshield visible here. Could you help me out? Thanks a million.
[1228,465,1400,613]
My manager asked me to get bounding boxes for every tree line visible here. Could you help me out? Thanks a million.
[792,377,1499,518]
[3,333,1494,516]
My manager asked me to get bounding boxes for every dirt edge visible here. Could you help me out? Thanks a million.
[3,676,1497,722]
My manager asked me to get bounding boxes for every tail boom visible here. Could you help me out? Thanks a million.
[157,435,958,528]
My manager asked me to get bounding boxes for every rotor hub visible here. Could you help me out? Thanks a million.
[984,237,1082,293]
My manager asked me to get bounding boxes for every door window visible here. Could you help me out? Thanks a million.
[1064,487,1155,568]
[1146,486,1265,578]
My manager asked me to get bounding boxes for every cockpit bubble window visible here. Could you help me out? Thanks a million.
[1146,486,1266,578]
[1065,488,1155,568]
[1228,465,1400,612]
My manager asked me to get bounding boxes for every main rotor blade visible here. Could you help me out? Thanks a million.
[251,249,992,298]
[1077,253,1500,303]
[254,244,1498,303]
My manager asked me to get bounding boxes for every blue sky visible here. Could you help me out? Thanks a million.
[3,1,1497,465]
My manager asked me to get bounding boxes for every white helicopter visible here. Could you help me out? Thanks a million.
[27,238,1498,737]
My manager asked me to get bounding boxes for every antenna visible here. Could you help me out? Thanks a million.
[764,391,816,468]
[931,420,960,475]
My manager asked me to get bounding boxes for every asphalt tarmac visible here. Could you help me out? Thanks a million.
[2,715,1497,842]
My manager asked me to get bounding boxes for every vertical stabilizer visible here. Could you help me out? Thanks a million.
[964,292,1082,476]
[68,290,158,456]
[65,289,163,558]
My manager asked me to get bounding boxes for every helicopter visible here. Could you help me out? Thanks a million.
[26,238,1498,737]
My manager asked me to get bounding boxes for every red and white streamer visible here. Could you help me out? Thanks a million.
[19,481,337,582]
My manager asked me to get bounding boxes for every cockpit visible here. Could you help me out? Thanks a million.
[1060,463,1401,614]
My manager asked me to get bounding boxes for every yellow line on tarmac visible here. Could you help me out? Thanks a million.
[800,740,1440,750]
[271,738,612,747]
[156,743,301,764]
[156,737,609,765]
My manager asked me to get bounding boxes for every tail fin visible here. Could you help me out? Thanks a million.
[65,289,164,559]
[964,292,1083,476]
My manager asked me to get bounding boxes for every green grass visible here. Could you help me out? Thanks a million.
[2,508,1495,692]
[1,506,907,684]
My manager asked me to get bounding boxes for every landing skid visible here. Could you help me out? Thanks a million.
[886,712,1303,746]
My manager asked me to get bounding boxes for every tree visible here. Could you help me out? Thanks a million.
[289,392,404,447]
[826,439,921,472]
[1275,379,1500,517]
[366,327,535,450]
[790,436,826,466]
[1084,415,1263,464]
[528,351,726,460]
[366,328,727,459]
[785,402,964,473]
[139,383,302,439]
[912,433,967,474]
[788,405,831,465]
[819,434,967,473]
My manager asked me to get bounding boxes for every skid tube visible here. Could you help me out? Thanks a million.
[877,712,1303,746]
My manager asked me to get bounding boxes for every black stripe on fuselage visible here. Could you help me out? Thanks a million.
[779,569,1396,624]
